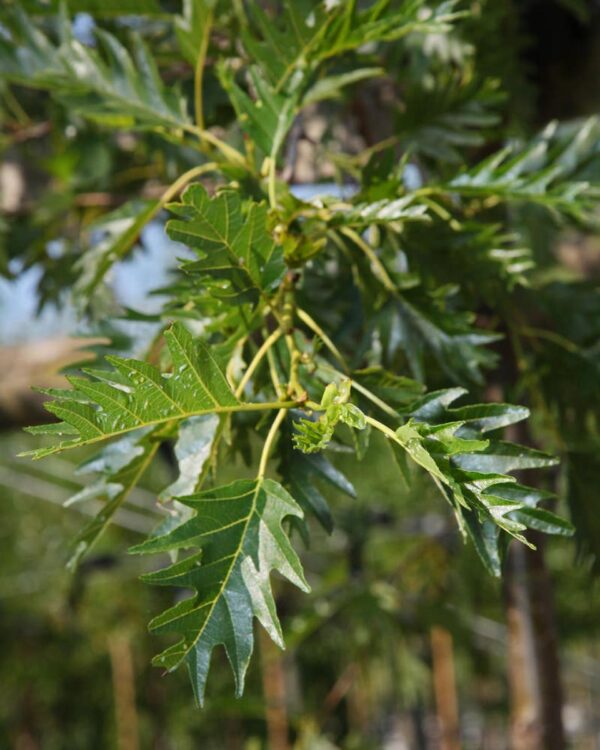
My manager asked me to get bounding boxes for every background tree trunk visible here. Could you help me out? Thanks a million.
[505,535,566,750]
[431,626,461,750]
[259,627,290,750]
[108,634,140,750]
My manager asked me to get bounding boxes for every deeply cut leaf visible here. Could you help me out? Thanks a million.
[23,322,238,457]
[167,185,286,305]
[131,478,309,705]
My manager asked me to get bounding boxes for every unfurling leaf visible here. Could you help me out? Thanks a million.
[293,380,366,453]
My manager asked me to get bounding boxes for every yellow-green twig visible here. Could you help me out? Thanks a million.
[297,308,348,371]
[182,123,247,168]
[235,328,284,399]
[340,227,397,294]
[258,408,287,478]
[194,10,213,131]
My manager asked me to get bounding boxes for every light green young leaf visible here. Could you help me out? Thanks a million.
[293,380,366,453]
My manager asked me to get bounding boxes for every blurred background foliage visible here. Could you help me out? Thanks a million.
[1,0,600,748]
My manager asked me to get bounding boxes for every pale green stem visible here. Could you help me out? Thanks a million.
[3,85,30,125]
[258,408,288,478]
[350,380,399,419]
[340,227,397,294]
[419,196,462,230]
[88,163,217,283]
[182,123,247,168]
[518,325,580,354]
[364,414,400,443]
[159,162,218,207]
[267,157,278,209]
[235,328,284,399]
[194,10,213,131]
[297,309,399,419]
[286,334,302,397]
[266,344,285,398]
[297,308,348,371]
[29,400,299,459]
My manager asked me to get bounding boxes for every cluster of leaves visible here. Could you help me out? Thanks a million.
[2,0,598,705]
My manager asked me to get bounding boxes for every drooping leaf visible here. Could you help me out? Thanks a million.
[64,427,160,568]
[357,386,572,571]
[74,199,159,303]
[154,414,220,538]
[395,75,502,164]
[130,478,309,705]
[0,8,190,132]
[393,294,500,384]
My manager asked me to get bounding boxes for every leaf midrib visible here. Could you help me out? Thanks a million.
[167,481,262,668]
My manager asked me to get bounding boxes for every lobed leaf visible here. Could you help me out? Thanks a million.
[23,323,238,457]
[131,478,309,705]
[167,185,286,305]
[0,8,189,132]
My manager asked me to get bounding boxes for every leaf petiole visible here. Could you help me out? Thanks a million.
[258,408,288,478]
[194,8,213,131]
[235,328,284,398]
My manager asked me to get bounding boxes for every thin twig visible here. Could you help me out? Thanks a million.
[194,10,213,131]
[258,409,287,479]
[235,328,284,398]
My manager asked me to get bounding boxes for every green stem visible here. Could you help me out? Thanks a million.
[296,311,399,419]
[235,328,284,398]
[364,414,400,443]
[518,325,580,354]
[3,84,30,125]
[258,409,287,478]
[84,163,218,288]
[183,123,247,168]
[267,157,278,209]
[266,341,285,398]
[297,308,348,372]
[159,162,218,206]
[194,10,213,131]
[286,334,302,398]
[340,227,397,294]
